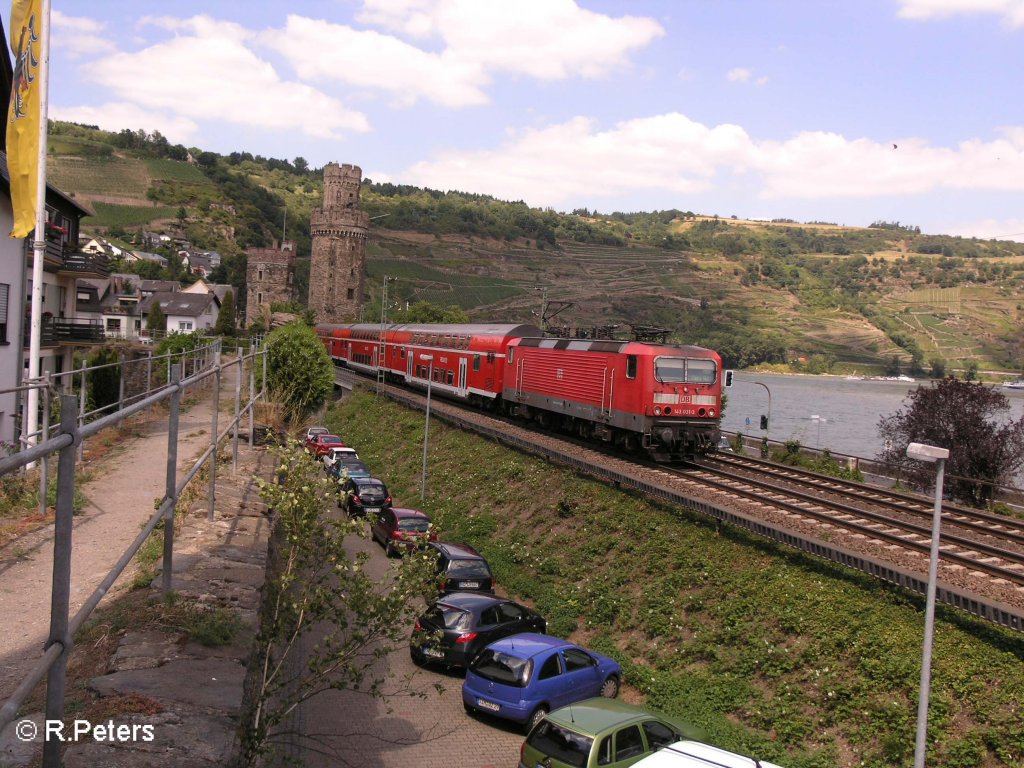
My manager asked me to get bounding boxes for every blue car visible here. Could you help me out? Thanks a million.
[462,633,621,733]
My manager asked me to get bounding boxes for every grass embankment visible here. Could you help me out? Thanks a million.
[327,390,1024,768]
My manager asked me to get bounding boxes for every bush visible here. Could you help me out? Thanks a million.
[263,322,333,420]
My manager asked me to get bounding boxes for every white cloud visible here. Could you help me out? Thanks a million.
[896,0,1024,27]
[355,0,665,80]
[395,113,1024,208]
[51,10,115,58]
[78,15,369,140]
[259,15,488,108]
[49,102,200,144]
[942,217,1024,241]
[727,67,767,86]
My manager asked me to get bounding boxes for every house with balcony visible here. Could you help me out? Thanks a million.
[75,274,145,340]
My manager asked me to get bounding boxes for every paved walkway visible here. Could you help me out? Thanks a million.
[0,366,237,701]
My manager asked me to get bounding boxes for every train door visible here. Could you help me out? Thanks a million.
[406,350,413,382]
[600,366,615,418]
[458,357,468,396]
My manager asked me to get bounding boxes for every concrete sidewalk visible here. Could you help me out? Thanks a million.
[0,361,272,767]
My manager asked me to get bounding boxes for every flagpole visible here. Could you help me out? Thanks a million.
[24,0,50,454]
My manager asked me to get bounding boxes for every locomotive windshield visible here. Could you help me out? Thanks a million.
[654,357,718,384]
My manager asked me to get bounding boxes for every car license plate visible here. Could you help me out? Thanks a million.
[476,699,500,712]
[461,581,479,589]
[365,507,380,513]
[424,647,444,658]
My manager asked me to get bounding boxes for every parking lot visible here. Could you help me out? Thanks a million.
[279,501,526,768]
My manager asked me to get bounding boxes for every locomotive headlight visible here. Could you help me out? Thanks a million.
[709,408,716,417]
[654,406,662,416]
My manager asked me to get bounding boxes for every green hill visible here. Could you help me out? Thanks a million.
[46,120,1024,379]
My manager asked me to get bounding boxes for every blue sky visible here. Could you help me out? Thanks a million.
[20,0,1024,239]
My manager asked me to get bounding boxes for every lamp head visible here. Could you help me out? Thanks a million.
[906,442,949,462]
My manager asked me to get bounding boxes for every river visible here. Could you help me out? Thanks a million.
[721,372,1024,467]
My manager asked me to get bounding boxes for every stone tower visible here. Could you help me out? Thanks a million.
[309,163,369,323]
[245,240,296,326]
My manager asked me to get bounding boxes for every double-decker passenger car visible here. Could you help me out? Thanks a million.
[317,322,723,461]
[318,322,542,409]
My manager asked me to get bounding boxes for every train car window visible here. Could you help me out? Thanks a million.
[626,355,637,379]
[400,348,406,359]
[687,359,717,384]
[473,355,481,372]
[654,357,686,383]
[446,370,454,385]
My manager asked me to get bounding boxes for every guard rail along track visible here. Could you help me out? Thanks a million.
[345,372,1024,633]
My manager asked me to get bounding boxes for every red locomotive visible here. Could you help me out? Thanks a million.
[316,322,723,460]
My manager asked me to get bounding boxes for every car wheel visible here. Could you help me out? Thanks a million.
[599,675,620,698]
[384,539,395,557]
[525,706,548,734]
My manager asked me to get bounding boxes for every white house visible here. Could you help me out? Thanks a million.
[142,291,220,334]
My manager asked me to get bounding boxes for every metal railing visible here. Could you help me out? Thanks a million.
[0,337,269,767]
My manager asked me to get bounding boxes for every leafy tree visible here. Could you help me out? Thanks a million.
[86,347,121,415]
[213,289,236,336]
[964,360,979,381]
[264,321,333,419]
[146,299,166,333]
[877,378,1024,506]
[400,301,469,323]
[241,442,438,765]
[928,357,946,379]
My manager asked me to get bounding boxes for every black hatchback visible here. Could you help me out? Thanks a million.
[339,476,392,517]
[410,592,546,669]
[427,542,495,595]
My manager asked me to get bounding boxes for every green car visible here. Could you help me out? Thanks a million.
[518,698,693,768]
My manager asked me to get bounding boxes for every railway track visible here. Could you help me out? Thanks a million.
[700,452,1024,548]
[336,368,1024,632]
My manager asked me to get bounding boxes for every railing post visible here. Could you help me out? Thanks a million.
[232,354,241,473]
[38,374,50,518]
[248,354,256,448]
[77,369,87,464]
[162,365,181,594]
[261,342,267,396]
[207,348,221,522]
[42,395,79,768]
[117,351,125,409]
[146,351,152,397]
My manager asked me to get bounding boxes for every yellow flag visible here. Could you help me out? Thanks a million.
[7,0,42,238]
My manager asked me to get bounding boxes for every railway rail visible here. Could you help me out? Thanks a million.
[335,368,1024,632]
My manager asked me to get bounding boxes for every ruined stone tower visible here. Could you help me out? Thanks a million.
[245,239,295,326]
[308,163,369,323]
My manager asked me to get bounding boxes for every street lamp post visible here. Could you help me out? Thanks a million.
[906,441,950,768]
[420,354,433,501]
[810,414,826,450]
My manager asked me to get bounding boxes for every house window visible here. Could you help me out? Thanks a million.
[178,321,193,331]
[105,318,122,332]
[258,268,264,281]
[257,291,263,305]
[0,283,8,343]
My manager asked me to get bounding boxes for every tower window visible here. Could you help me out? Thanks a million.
[347,289,354,300]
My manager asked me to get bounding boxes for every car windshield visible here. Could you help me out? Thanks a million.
[448,559,491,578]
[654,357,717,384]
[425,605,471,630]
[526,721,594,768]
[398,518,430,533]
[471,650,532,687]
[322,436,343,445]
[358,482,385,494]
[338,454,364,465]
